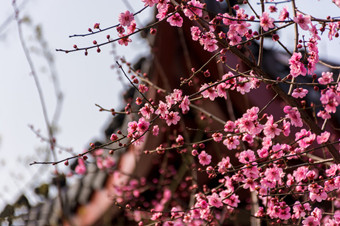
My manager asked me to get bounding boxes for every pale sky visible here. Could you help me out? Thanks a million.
[0,0,152,208]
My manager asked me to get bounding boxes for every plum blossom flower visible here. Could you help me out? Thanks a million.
[295,129,316,149]
[257,147,268,158]
[212,132,223,142]
[228,31,242,46]
[156,2,169,21]
[127,21,136,34]
[165,111,180,126]
[216,83,227,99]
[278,202,291,220]
[191,26,201,41]
[118,34,132,46]
[328,22,338,40]
[264,165,284,183]
[75,158,86,175]
[119,10,134,27]
[167,13,183,27]
[152,125,159,136]
[110,133,118,141]
[127,121,138,135]
[139,103,154,119]
[223,194,240,208]
[334,0,340,7]
[198,151,211,166]
[217,157,231,174]
[260,12,275,31]
[311,207,322,222]
[242,165,259,180]
[308,183,327,202]
[200,32,218,52]
[155,101,169,118]
[141,0,159,7]
[289,52,307,77]
[307,38,319,75]
[293,201,311,219]
[317,110,331,120]
[293,166,308,182]
[263,115,281,138]
[284,106,303,127]
[200,83,218,100]
[224,121,235,132]
[245,107,259,120]
[223,136,240,150]
[171,89,183,103]
[317,131,330,144]
[238,150,256,164]
[320,88,339,113]
[302,216,319,226]
[318,72,334,85]
[242,134,254,145]
[294,13,311,30]
[207,193,223,208]
[279,7,289,22]
[176,135,184,145]
[243,178,257,191]
[292,87,308,98]
[282,120,291,136]
[325,164,340,177]
[137,117,150,133]
[236,77,252,94]
[138,84,148,93]
[183,0,204,19]
[233,21,251,37]
[179,96,190,113]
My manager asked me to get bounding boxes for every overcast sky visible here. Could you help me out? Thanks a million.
[0,0,152,208]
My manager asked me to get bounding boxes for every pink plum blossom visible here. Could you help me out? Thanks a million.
[279,7,289,22]
[238,149,256,164]
[289,52,307,77]
[293,166,308,182]
[207,193,223,208]
[334,0,340,7]
[200,83,218,100]
[212,132,223,142]
[198,151,212,166]
[317,131,330,144]
[293,13,311,30]
[141,0,159,7]
[165,111,180,126]
[155,101,169,118]
[191,26,201,41]
[284,106,303,127]
[318,72,334,85]
[179,96,190,113]
[139,103,154,119]
[292,87,308,98]
[167,13,183,27]
[119,10,134,27]
[223,136,240,150]
[260,12,275,31]
[75,158,86,175]
[263,115,281,138]
[183,0,204,19]
[152,125,159,136]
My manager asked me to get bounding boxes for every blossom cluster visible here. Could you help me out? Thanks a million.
[65,0,340,225]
